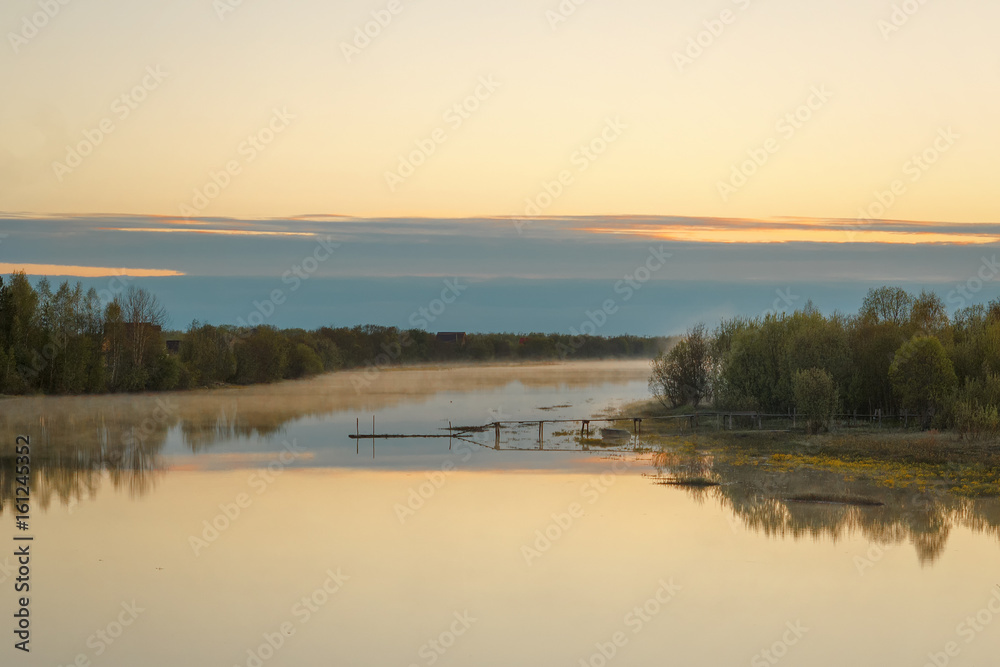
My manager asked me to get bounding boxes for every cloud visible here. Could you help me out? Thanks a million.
[0,263,184,277]
[569,216,1000,245]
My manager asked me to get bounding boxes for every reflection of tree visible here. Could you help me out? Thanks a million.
[0,399,167,513]
[652,451,1000,565]
[179,401,288,452]
[0,362,651,511]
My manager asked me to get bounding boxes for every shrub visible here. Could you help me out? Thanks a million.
[954,400,1000,441]
[793,367,837,434]
[889,335,958,430]
[288,343,324,379]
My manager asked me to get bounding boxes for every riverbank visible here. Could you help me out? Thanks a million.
[623,399,1000,498]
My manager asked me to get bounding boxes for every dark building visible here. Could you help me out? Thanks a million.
[436,332,467,345]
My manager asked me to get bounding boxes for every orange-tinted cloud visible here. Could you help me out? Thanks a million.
[96,227,316,237]
[575,217,1000,245]
[0,263,184,277]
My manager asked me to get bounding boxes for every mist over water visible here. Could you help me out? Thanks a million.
[2,361,999,666]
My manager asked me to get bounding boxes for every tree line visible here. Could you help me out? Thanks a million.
[650,286,1000,437]
[0,272,668,395]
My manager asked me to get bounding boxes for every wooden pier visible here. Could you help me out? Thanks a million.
[349,408,909,453]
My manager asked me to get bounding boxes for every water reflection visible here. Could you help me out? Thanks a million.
[5,359,1000,569]
[651,445,1000,565]
[0,406,162,513]
[0,362,651,507]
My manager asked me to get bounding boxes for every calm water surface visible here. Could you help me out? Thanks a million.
[1,361,999,667]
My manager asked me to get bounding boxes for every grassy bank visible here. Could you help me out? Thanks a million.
[624,399,1000,498]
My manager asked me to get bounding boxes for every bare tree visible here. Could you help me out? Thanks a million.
[111,286,169,388]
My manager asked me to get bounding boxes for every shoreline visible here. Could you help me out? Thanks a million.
[0,357,655,402]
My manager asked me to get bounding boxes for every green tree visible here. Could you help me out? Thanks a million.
[0,271,41,393]
[181,322,237,385]
[860,286,912,326]
[793,368,837,434]
[287,342,323,378]
[233,326,288,384]
[649,324,710,409]
[889,335,958,429]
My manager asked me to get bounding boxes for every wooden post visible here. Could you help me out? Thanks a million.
[449,421,452,450]
[494,422,501,449]
[792,408,797,429]
[538,421,544,448]
[372,415,376,459]
[356,418,359,454]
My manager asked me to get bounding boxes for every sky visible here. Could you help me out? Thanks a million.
[2,0,999,333]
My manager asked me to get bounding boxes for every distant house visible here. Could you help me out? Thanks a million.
[436,332,467,345]
[102,322,163,353]
[165,340,181,354]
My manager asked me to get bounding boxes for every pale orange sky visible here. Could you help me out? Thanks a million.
[1,0,998,227]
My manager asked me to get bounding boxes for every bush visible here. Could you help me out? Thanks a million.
[150,353,182,391]
[954,400,1000,441]
[233,327,288,385]
[794,367,837,434]
[889,335,958,429]
[649,324,710,409]
[288,343,324,379]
